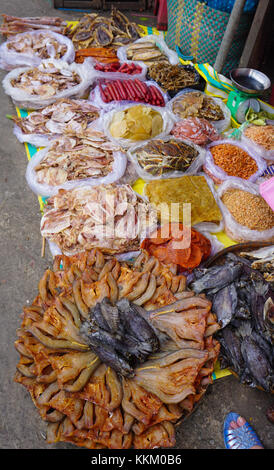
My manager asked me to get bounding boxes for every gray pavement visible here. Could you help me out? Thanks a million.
[0,0,273,450]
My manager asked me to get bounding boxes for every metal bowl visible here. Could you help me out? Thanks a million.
[230,68,271,94]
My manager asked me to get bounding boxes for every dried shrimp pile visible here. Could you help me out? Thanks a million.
[14,249,220,449]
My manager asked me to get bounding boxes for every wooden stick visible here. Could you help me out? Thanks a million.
[41,236,45,258]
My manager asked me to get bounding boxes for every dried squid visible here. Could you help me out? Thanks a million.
[14,249,220,449]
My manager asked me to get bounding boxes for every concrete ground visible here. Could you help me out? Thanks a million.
[0,0,273,451]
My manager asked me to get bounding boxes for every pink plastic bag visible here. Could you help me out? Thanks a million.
[260,177,274,211]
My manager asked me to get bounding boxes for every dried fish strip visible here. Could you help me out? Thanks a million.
[15,249,220,449]
[172,91,224,121]
[148,63,198,92]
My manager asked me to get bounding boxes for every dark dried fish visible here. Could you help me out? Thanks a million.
[212,284,238,328]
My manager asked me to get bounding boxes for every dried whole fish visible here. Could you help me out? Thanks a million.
[132,138,199,177]
[172,91,224,121]
[65,7,142,51]
[11,98,99,145]
[190,251,274,392]
[14,249,220,449]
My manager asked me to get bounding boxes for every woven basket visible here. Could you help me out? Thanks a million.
[165,0,254,75]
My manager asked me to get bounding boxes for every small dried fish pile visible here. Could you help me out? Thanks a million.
[5,31,68,60]
[0,14,66,36]
[190,252,274,392]
[126,40,169,67]
[171,118,220,146]
[14,248,220,449]
[40,184,157,255]
[11,98,100,143]
[172,91,224,121]
[132,138,199,177]
[65,8,142,50]
[10,61,81,97]
[34,132,121,187]
[148,63,199,93]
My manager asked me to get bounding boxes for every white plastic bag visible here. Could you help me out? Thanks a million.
[167,88,231,133]
[88,78,169,109]
[127,136,206,180]
[2,58,95,109]
[25,146,128,197]
[203,139,267,184]
[101,102,175,149]
[241,124,274,163]
[217,177,274,243]
[13,124,54,148]
[0,30,75,71]
[117,34,179,66]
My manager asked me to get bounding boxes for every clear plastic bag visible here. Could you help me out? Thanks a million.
[101,102,176,149]
[0,30,75,71]
[13,124,54,148]
[167,88,231,133]
[117,34,179,66]
[127,136,206,181]
[2,58,95,109]
[241,124,274,163]
[90,58,147,81]
[203,139,267,184]
[217,177,274,243]
[25,146,127,197]
[88,78,169,109]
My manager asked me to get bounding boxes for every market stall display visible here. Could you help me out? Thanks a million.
[14,249,220,449]
[0,10,272,451]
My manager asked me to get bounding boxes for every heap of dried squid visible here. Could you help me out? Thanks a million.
[11,98,100,144]
[0,14,66,37]
[40,183,157,255]
[14,249,220,449]
[33,130,122,187]
[65,7,142,50]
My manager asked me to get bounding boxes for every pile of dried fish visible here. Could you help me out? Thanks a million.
[11,98,100,145]
[32,130,122,188]
[126,40,169,67]
[190,250,274,392]
[131,138,200,177]
[40,183,157,255]
[65,8,142,50]
[5,31,68,60]
[0,14,66,36]
[240,245,274,290]
[171,91,224,121]
[10,60,81,96]
[14,249,220,449]
[148,63,199,93]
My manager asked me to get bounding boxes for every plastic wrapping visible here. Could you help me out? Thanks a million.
[101,102,175,149]
[217,178,274,243]
[91,58,147,81]
[117,34,179,66]
[2,58,95,109]
[241,124,274,163]
[127,136,206,181]
[25,146,127,197]
[13,124,54,148]
[167,88,231,133]
[0,30,75,71]
[203,139,267,184]
[88,78,169,109]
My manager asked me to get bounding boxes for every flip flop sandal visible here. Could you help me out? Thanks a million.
[223,412,263,449]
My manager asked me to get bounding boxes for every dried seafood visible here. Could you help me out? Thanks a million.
[148,63,199,93]
[190,252,274,392]
[10,60,82,97]
[65,8,142,51]
[132,138,199,177]
[40,184,157,255]
[109,105,163,141]
[11,98,99,143]
[0,14,66,37]
[172,91,224,121]
[171,118,220,145]
[33,131,122,187]
[14,249,220,449]
[126,40,169,67]
[5,31,68,61]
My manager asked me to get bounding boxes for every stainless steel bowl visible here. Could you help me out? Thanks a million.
[230,68,271,94]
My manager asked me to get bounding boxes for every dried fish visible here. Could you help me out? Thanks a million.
[172,91,224,121]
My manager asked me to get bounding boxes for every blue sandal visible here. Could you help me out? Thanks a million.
[224,412,263,449]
